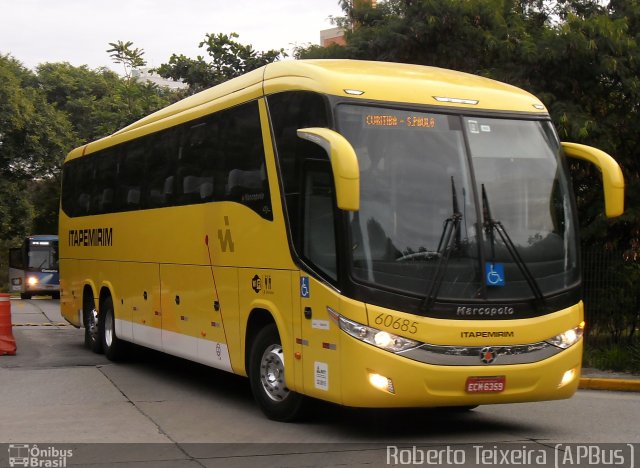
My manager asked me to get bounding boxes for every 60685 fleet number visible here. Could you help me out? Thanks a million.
[374,313,419,334]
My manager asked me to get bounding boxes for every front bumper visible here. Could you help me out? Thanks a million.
[338,332,582,408]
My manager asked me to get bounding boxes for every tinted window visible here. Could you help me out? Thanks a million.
[147,129,178,208]
[93,148,119,214]
[178,119,217,205]
[302,162,337,280]
[267,92,329,248]
[117,140,146,210]
[221,102,271,219]
[60,100,271,219]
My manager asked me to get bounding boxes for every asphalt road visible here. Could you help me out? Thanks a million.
[1,298,639,467]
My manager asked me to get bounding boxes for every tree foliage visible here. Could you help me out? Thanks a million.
[2,34,281,290]
[0,47,174,286]
[0,55,76,180]
[156,32,286,93]
[107,40,146,77]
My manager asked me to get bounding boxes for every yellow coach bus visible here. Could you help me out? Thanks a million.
[59,60,624,421]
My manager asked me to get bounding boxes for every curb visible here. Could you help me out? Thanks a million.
[579,377,640,392]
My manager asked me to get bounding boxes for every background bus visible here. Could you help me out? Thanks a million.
[9,235,60,299]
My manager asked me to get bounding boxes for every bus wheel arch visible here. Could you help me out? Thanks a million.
[246,310,305,422]
[245,308,276,374]
[82,284,102,354]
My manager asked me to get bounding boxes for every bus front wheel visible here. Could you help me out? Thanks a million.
[100,296,126,361]
[249,324,305,422]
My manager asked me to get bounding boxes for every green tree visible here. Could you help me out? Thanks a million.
[0,55,75,180]
[35,62,123,141]
[107,40,146,79]
[156,32,286,93]
[0,177,35,290]
[107,40,162,122]
[0,52,176,280]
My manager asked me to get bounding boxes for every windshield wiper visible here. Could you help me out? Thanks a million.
[421,177,462,311]
[481,184,547,311]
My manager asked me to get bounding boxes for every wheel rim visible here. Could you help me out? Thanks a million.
[104,309,113,347]
[260,344,289,402]
[88,308,99,343]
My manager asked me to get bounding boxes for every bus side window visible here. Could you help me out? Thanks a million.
[93,148,118,214]
[61,162,78,217]
[221,101,271,219]
[147,128,178,208]
[76,158,95,216]
[302,161,338,281]
[117,140,146,211]
[178,119,216,205]
[267,91,330,255]
[9,248,23,269]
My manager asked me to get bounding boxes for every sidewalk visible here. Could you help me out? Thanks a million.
[579,367,640,392]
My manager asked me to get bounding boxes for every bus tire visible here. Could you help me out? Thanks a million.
[84,296,103,354]
[249,323,305,422]
[20,293,31,300]
[100,296,126,361]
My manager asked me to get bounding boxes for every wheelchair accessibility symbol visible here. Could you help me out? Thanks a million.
[300,276,310,298]
[485,262,505,287]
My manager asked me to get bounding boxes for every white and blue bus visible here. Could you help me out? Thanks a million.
[9,235,60,299]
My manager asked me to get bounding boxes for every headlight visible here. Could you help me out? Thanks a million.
[328,308,421,353]
[545,322,585,349]
[27,276,38,286]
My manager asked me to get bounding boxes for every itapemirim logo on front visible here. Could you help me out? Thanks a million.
[8,444,73,468]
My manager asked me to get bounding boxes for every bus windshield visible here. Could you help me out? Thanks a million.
[337,104,579,305]
[26,239,59,272]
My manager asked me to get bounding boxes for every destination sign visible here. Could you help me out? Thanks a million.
[365,114,437,128]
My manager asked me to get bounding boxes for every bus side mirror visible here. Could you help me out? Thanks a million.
[562,142,625,218]
[297,128,360,211]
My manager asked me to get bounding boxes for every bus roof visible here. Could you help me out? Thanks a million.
[67,60,547,160]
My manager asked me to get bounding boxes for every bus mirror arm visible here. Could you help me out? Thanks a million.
[297,128,360,211]
[561,142,625,218]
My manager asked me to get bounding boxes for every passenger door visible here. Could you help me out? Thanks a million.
[297,161,342,403]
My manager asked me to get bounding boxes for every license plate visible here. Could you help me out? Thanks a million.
[465,376,506,393]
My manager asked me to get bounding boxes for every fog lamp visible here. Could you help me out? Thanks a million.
[368,372,395,394]
[559,368,577,388]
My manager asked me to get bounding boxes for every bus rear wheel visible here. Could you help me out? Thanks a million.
[84,296,102,354]
[249,324,305,422]
[100,296,126,361]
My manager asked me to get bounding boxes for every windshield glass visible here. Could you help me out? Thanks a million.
[336,104,578,304]
[27,240,59,271]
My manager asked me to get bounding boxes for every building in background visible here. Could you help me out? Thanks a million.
[132,67,187,90]
[319,0,376,47]
[320,27,346,47]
